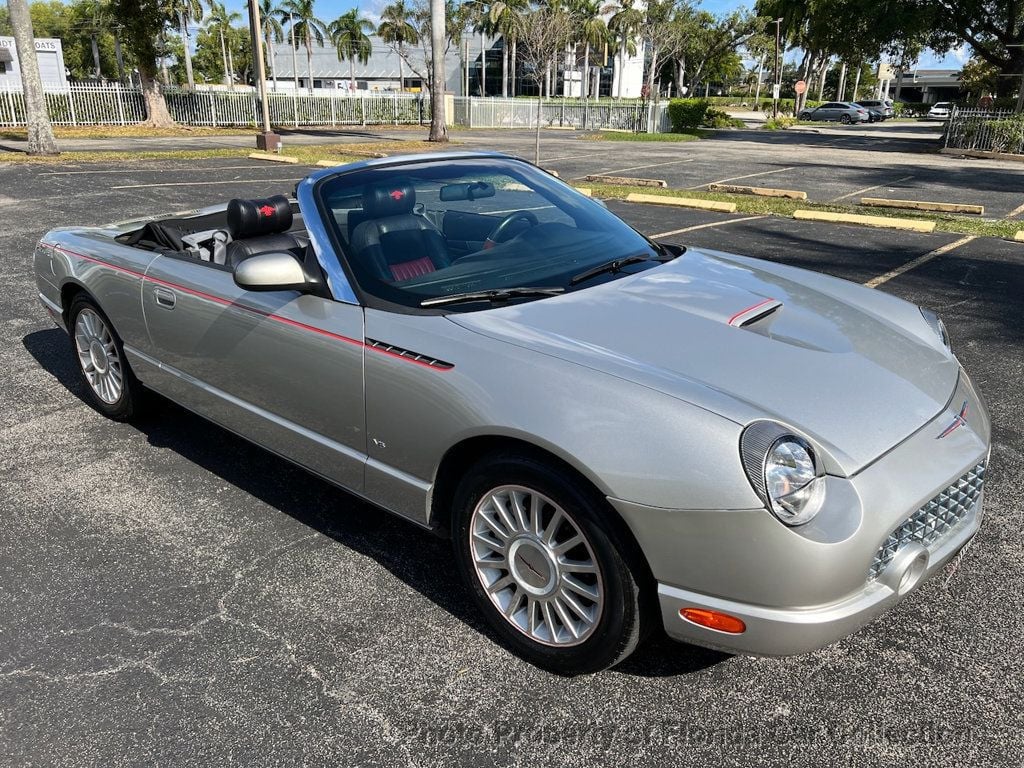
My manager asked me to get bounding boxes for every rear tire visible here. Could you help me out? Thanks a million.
[68,295,144,421]
[840,114,852,124]
[452,452,649,675]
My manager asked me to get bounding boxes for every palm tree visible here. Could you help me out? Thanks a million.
[605,0,642,99]
[329,9,373,92]
[488,0,525,97]
[281,0,329,93]
[571,0,606,99]
[377,0,419,92]
[259,0,285,91]
[165,0,203,88]
[205,1,242,89]
[464,0,491,96]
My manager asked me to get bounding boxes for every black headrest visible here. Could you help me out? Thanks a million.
[363,181,415,219]
[227,195,292,239]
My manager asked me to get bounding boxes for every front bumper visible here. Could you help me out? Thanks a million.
[613,369,991,656]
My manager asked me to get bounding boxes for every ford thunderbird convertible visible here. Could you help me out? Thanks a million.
[33,152,991,674]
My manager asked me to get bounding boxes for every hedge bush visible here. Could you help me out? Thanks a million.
[702,107,745,128]
[987,114,1024,154]
[667,98,711,130]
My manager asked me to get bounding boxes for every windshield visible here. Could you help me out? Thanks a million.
[316,157,663,311]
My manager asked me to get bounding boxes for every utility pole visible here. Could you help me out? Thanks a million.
[290,12,299,92]
[247,0,279,151]
[772,18,781,119]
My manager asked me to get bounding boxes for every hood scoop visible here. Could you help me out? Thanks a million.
[728,298,783,327]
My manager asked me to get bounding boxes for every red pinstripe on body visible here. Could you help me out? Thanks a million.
[51,244,450,371]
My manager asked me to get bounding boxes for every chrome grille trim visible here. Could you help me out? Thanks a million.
[869,462,986,580]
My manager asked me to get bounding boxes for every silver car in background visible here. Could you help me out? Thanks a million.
[799,101,871,123]
[33,152,991,674]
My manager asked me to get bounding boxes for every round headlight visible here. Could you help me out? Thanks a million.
[764,437,824,525]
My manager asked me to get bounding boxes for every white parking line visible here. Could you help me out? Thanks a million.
[689,167,795,189]
[831,174,914,202]
[598,158,695,175]
[40,165,279,176]
[650,215,767,239]
[111,178,303,189]
[863,235,975,288]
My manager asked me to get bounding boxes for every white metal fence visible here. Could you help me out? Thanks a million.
[943,107,1024,154]
[0,83,669,132]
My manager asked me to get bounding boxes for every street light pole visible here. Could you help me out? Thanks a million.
[773,18,782,120]
[247,0,280,151]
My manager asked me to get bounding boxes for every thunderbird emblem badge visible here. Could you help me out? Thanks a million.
[937,401,969,439]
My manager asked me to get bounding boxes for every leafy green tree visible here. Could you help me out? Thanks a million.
[377,0,420,91]
[959,57,999,99]
[204,1,241,87]
[164,0,202,87]
[489,0,527,97]
[605,0,643,98]
[258,0,285,88]
[281,0,327,92]
[329,8,373,90]
[111,0,176,124]
[570,0,607,98]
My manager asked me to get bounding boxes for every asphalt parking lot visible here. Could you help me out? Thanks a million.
[1,155,1022,767]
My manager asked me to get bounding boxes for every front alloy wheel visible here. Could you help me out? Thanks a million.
[453,454,649,674]
[68,295,143,421]
[469,485,603,646]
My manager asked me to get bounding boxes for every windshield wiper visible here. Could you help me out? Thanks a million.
[569,253,666,286]
[421,286,566,308]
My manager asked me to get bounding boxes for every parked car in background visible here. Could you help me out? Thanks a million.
[854,102,887,122]
[798,102,870,124]
[856,99,894,119]
[928,102,953,120]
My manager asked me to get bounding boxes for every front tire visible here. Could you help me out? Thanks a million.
[452,453,648,674]
[68,295,143,421]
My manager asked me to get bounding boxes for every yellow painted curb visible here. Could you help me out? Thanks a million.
[625,192,737,213]
[793,209,935,233]
[587,175,667,188]
[316,159,343,167]
[1014,230,1024,242]
[708,183,807,200]
[860,197,984,215]
[575,187,593,197]
[248,152,299,164]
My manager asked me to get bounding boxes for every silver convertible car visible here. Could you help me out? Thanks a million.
[34,152,990,674]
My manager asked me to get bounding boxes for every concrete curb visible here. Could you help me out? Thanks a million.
[574,187,593,197]
[793,209,936,232]
[316,159,345,167]
[249,152,299,164]
[586,175,667,187]
[1014,231,1024,242]
[939,147,1024,164]
[860,197,984,215]
[625,192,737,213]
[708,183,807,200]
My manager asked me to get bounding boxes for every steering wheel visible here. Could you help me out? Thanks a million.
[484,210,540,249]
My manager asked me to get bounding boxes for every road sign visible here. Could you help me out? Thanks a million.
[772,84,781,99]
[794,80,807,95]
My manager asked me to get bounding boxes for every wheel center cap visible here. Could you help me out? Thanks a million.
[508,538,557,596]
[89,340,108,373]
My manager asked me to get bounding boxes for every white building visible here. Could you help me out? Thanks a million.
[0,37,68,90]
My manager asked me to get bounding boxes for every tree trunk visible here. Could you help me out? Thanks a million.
[795,51,811,113]
[227,39,235,90]
[267,30,278,90]
[616,39,624,99]
[305,34,313,93]
[398,51,404,92]
[817,58,828,101]
[8,0,57,154]
[837,61,847,101]
[428,0,447,141]
[114,33,126,82]
[220,29,230,86]
[141,71,175,127]
[91,34,101,78]
[479,31,485,96]
[510,38,516,96]
[179,11,195,88]
[501,34,508,97]
[894,67,904,102]
[852,65,862,102]
[535,72,547,163]
[350,57,356,91]
[646,44,659,102]
[582,43,590,99]
[753,51,765,104]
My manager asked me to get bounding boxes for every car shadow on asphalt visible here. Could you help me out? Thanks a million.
[23,327,728,679]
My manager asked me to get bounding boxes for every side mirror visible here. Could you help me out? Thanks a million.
[233,251,311,292]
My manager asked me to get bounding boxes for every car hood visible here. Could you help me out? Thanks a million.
[450,248,959,475]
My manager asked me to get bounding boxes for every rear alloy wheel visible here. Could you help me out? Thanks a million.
[69,296,143,421]
[452,454,648,674]
[840,114,852,124]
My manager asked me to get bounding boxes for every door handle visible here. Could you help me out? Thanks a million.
[153,287,176,308]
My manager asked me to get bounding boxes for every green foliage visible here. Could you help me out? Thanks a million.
[763,115,798,130]
[893,102,929,117]
[702,107,745,128]
[667,98,710,130]
[987,115,1024,155]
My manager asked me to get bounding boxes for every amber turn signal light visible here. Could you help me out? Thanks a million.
[680,607,746,634]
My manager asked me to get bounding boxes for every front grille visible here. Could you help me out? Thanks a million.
[869,461,986,580]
